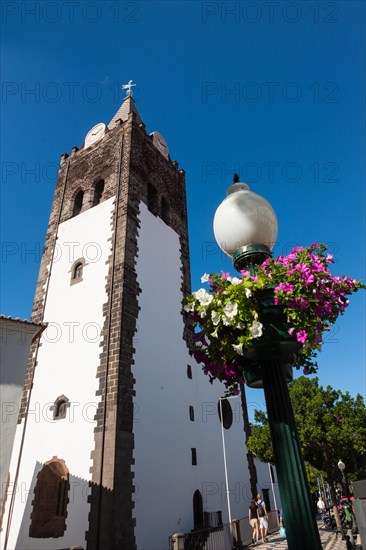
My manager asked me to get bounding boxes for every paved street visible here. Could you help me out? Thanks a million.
[252,521,349,549]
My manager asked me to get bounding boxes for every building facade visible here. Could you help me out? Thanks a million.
[0,317,43,520]
[1,95,279,550]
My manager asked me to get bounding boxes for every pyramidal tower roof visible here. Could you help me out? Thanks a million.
[108,94,142,129]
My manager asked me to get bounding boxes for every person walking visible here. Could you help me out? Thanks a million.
[317,496,326,515]
[248,499,259,546]
[279,508,286,539]
[256,493,269,543]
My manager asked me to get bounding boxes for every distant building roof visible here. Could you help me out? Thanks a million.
[0,315,46,342]
[0,314,42,327]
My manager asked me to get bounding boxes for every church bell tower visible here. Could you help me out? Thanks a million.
[2,85,271,550]
[2,87,191,549]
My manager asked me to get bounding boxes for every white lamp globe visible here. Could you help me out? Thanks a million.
[213,181,278,261]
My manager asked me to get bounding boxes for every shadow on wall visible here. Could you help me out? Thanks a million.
[3,459,102,550]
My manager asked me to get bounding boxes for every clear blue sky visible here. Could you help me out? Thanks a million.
[1,1,365,402]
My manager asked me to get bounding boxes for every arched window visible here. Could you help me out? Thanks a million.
[93,179,105,206]
[29,458,69,538]
[74,263,83,279]
[218,398,233,430]
[161,197,169,224]
[193,490,203,530]
[51,395,70,420]
[70,258,85,285]
[147,183,157,213]
[73,190,84,217]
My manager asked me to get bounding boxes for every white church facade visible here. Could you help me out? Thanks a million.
[1,92,279,550]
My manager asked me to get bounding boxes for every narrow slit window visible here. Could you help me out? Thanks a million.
[55,400,67,419]
[73,190,84,217]
[187,365,192,379]
[93,180,105,206]
[189,406,195,421]
[191,448,197,466]
[147,183,157,213]
[161,197,169,223]
[73,263,83,279]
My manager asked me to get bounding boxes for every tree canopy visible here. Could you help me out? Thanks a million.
[247,377,366,495]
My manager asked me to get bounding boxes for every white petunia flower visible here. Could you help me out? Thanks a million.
[231,277,241,285]
[199,309,207,318]
[184,302,195,312]
[223,302,238,318]
[232,342,244,355]
[236,322,245,330]
[211,311,221,325]
[245,288,252,298]
[249,321,263,338]
[201,273,210,283]
[194,288,213,306]
[222,315,232,326]
[211,329,219,338]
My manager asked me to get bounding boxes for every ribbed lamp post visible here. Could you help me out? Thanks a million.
[213,175,322,550]
[338,459,350,501]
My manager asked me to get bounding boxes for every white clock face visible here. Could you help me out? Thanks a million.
[150,131,169,160]
[85,123,106,149]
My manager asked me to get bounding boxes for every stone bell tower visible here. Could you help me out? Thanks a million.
[2,86,275,550]
[1,87,189,549]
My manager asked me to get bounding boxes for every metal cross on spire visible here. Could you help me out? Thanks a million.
[122,80,136,97]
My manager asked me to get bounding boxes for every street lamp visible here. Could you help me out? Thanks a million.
[338,459,350,501]
[213,175,322,550]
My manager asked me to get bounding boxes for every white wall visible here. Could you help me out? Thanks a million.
[1,197,115,550]
[133,203,271,549]
[0,321,40,511]
[2,197,274,550]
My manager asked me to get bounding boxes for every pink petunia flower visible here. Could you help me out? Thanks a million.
[275,282,294,292]
[296,330,307,344]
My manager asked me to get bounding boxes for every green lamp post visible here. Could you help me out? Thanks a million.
[213,175,322,550]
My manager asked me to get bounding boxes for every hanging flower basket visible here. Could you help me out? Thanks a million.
[243,287,302,361]
[184,244,364,395]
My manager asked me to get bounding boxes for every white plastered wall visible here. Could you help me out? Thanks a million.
[0,322,40,511]
[1,197,115,550]
[133,203,272,549]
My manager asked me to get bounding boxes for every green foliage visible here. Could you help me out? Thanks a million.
[247,377,366,485]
